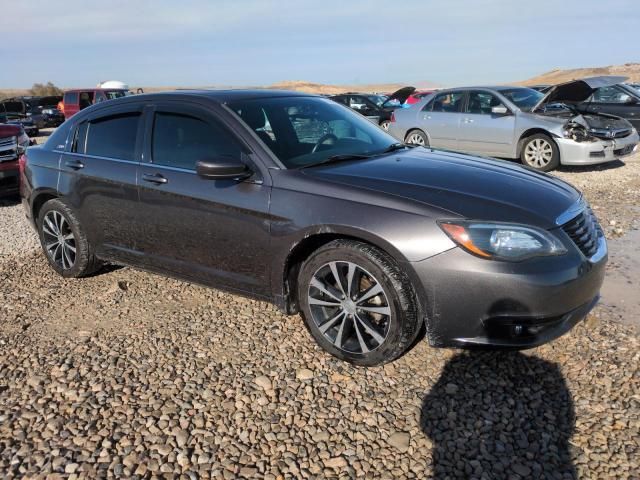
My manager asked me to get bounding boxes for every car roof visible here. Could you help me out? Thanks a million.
[89,89,318,104]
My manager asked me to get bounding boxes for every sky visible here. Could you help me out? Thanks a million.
[1,0,638,88]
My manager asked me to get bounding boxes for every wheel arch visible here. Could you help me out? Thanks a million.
[516,128,559,158]
[279,228,423,317]
[31,189,61,224]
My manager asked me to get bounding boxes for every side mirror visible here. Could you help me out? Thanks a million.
[491,105,509,115]
[625,96,639,104]
[196,156,252,180]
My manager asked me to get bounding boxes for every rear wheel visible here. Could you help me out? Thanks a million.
[297,240,421,366]
[380,120,390,131]
[37,199,102,278]
[405,129,429,147]
[520,134,560,171]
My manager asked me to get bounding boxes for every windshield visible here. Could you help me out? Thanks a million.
[104,90,128,100]
[499,88,544,112]
[228,96,398,168]
[367,95,387,107]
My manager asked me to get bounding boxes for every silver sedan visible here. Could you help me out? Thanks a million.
[388,78,639,171]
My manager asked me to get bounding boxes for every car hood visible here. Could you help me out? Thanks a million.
[0,124,21,137]
[533,75,629,111]
[303,148,580,229]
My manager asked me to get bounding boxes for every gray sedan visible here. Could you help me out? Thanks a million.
[388,77,639,171]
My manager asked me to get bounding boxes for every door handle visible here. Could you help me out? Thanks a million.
[423,115,432,120]
[142,173,168,185]
[64,159,84,170]
[463,118,474,123]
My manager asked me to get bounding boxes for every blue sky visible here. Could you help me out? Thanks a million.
[1,0,638,88]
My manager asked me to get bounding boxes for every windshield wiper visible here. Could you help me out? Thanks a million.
[299,153,372,169]
[379,142,417,153]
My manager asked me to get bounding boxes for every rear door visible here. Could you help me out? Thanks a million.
[58,105,144,261]
[583,85,640,130]
[418,91,466,150]
[136,101,272,296]
[458,90,516,157]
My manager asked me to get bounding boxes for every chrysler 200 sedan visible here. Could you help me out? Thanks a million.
[388,76,639,171]
[21,90,607,366]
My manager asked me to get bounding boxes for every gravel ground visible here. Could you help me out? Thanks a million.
[0,132,638,478]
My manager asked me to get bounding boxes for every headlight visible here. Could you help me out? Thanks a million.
[439,221,567,261]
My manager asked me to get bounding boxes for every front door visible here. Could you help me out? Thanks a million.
[136,102,272,296]
[458,90,516,157]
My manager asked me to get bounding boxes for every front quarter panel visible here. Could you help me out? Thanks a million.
[268,169,456,297]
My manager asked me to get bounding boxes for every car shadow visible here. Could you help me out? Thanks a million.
[558,159,626,173]
[420,351,576,479]
[0,194,21,207]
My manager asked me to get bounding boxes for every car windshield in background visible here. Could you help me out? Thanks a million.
[367,95,387,106]
[499,87,544,112]
[228,96,396,169]
[104,90,128,100]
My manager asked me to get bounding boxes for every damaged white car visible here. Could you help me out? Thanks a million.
[388,76,639,171]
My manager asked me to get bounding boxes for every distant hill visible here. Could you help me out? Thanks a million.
[518,63,640,85]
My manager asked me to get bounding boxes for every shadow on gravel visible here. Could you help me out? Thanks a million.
[558,159,626,173]
[0,194,20,207]
[421,351,575,479]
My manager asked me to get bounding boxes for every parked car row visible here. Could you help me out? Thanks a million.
[20,89,608,365]
[387,77,639,171]
[329,87,416,130]
[0,96,65,131]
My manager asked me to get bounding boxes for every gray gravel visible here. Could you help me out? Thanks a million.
[0,133,638,478]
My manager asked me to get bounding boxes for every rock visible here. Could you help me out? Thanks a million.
[254,375,272,390]
[387,432,410,453]
[324,457,348,469]
[296,369,314,381]
[445,383,459,394]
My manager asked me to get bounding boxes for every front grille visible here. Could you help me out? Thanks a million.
[589,128,632,140]
[0,136,18,162]
[561,208,602,258]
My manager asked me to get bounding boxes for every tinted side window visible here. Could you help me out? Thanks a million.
[591,86,631,104]
[64,92,79,104]
[466,91,504,114]
[71,122,89,153]
[152,112,242,170]
[425,92,465,113]
[85,113,140,160]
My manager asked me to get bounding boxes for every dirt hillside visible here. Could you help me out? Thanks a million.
[518,63,640,85]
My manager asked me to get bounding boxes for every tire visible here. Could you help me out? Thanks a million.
[405,129,429,147]
[520,133,560,172]
[380,120,390,131]
[297,240,421,366]
[37,199,102,278]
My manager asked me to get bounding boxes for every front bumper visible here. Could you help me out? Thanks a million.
[557,130,639,166]
[409,232,607,349]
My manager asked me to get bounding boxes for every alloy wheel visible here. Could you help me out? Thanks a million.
[406,132,426,145]
[42,211,76,270]
[380,121,390,131]
[524,138,553,168]
[307,261,391,354]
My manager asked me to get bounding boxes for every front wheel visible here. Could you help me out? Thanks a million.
[380,120,390,131]
[405,129,429,147]
[520,134,560,171]
[297,240,421,366]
